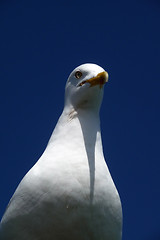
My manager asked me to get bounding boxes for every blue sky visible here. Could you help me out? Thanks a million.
[0,0,160,239]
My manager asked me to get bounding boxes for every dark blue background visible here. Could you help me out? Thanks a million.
[0,1,160,239]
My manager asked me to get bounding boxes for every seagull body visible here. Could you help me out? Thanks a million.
[0,64,122,240]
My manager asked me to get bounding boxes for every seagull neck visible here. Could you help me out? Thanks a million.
[64,105,101,128]
[48,105,102,148]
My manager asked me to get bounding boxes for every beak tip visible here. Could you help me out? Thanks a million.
[105,71,109,83]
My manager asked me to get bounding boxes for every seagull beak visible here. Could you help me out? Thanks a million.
[87,71,109,88]
[79,71,109,88]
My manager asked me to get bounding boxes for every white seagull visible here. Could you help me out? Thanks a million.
[0,63,122,240]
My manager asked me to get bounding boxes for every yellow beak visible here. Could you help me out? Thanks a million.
[86,71,109,88]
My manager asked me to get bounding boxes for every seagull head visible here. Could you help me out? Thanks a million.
[64,63,108,113]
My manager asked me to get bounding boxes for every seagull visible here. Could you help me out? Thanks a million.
[0,63,122,240]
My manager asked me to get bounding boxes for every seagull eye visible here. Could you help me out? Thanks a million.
[75,71,82,79]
